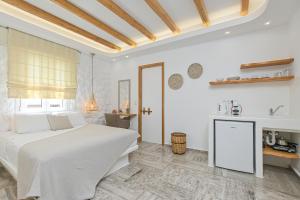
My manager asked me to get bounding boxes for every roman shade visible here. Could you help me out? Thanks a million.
[7,29,79,99]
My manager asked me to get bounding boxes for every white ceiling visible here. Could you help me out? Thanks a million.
[0,0,299,60]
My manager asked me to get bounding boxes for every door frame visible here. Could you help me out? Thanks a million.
[138,62,165,145]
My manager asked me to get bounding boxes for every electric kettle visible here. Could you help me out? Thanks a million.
[231,100,242,116]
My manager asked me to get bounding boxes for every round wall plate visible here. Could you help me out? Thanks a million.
[188,63,203,79]
[168,73,183,90]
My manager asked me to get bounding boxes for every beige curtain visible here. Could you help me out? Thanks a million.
[7,29,79,99]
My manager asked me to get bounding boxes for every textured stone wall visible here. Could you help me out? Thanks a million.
[0,27,15,115]
[76,53,113,123]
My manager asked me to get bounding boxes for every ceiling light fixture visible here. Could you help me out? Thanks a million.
[264,21,271,26]
[125,55,129,58]
[225,31,231,35]
[85,53,99,112]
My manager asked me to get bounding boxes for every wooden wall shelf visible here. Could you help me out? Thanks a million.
[209,76,294,86]
[264,146,299,159]
[241,58,294,69]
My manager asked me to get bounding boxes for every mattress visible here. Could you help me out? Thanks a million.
[0,126,137,179]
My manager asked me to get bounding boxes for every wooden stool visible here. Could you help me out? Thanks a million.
[171,132,186,154]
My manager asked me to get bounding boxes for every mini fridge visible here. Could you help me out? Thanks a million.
[214,120,255,173]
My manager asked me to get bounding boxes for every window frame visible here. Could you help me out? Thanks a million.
[18,98,75,113]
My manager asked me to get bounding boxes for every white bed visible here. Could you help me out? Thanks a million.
[0,126,138,180]
[0,125,138,200]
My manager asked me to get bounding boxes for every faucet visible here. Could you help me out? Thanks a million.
[269,105,284,116]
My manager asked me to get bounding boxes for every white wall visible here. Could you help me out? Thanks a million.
[289,8,300,117]
[111,25,293,151]
[288,7,300,176]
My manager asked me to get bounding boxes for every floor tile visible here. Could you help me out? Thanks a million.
[0,142,299,200]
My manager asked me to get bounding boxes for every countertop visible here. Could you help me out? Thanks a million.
[210,114,300,133]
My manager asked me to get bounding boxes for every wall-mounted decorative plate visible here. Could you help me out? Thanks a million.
[168,73,183,90]
[188,63,203,79]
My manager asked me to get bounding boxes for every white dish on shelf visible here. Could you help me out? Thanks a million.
[226,76,240,81]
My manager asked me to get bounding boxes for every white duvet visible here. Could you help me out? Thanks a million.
[0,124,138,200]
[0,126,83,178]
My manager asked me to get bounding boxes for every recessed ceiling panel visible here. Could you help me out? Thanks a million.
[2,0,270,54]
[68,0,145,43]
[205,0,240,21]
[113,0,171,40]
[157,0,201,30]
[25,0,125,47]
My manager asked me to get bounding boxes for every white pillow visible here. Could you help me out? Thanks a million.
[47,115,73,131]
[0,114,10,132]
[67,112,87,127]
[15,114,50,134]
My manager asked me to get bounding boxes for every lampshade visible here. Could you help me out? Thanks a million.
[85,94,98,112]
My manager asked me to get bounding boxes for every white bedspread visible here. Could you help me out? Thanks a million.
[0,126,84,178]
[0,124,137,200]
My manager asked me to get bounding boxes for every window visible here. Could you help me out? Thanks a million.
[7,29,79,99]
[18,99,75,113]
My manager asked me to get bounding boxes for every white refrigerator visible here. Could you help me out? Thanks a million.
[215,120,255,173]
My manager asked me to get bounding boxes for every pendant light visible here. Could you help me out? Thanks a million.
[85,53,98,112]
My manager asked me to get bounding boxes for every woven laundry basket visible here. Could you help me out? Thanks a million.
[171,132,186,154]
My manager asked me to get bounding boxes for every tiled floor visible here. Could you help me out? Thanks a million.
[1,142,300,200]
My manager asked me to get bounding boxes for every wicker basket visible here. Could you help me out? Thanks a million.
[171,132,186,154]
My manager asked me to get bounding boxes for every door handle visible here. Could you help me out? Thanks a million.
[142,107,147,115]
[147,107,152,115]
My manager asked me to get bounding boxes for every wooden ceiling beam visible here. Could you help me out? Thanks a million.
[51,0,136,46]
[241,0,249,16]
[193,0,210,26]
[145,0,180,34]
[2,0,121,50]
[97,0,156,41]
